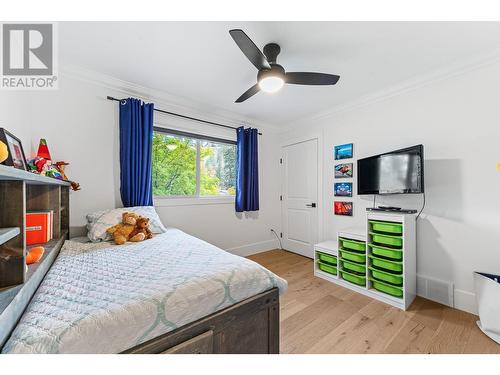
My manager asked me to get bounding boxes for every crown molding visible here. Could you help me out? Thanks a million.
[285,46,500,130]
[60,44,500,136]
[59,63,282,134]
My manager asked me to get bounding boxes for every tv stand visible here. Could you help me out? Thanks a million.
[314,211,417,310]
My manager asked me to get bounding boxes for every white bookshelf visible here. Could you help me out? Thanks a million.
[314,211,416,311]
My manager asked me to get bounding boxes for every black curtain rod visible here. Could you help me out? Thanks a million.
[107,96,262,135]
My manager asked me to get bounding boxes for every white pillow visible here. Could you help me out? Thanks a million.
[86,206,167,242]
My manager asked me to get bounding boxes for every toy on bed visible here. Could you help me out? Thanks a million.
[106,212,152,245]
[129,217,153,241]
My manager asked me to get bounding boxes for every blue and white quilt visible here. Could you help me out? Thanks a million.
[2,229,287,354]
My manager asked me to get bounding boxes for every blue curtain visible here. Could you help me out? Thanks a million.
[235,127,259,212]
[119,98,154,207]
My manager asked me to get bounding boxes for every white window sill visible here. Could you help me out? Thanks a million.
[153,196,235,207]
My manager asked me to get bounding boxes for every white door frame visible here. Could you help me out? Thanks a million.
[280,133,323,256]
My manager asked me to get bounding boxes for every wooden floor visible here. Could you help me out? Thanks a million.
[248,249,500,354]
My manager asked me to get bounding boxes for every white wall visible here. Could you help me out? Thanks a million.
[5,70,281,255]
[0,91,33,153]
[281,59,500,313]
[152,111,282,253]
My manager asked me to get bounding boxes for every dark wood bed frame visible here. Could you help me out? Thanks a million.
[122,288,280,354]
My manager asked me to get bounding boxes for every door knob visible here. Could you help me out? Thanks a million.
[306,203,316,208]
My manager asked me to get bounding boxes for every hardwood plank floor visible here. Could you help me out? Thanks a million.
[248,249,500,354]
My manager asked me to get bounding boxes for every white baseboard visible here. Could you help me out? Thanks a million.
[225,239,279,257]
[417,274,454,307]
[417,274,478,315]
[454,289,478,315]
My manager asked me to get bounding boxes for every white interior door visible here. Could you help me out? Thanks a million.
[281,138,318,258]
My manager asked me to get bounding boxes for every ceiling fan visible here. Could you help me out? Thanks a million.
[229,29,340,103]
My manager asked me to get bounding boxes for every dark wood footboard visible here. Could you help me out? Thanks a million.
[122,288,280,354]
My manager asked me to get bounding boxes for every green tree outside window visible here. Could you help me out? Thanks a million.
[152,132,236,197]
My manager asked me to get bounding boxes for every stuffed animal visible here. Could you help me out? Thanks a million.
[106,212,146,245]
[54,161,81,191]
[27,157,81,191]
[54,161,70,180]
[129,217,153,241]
[28,157,63,179]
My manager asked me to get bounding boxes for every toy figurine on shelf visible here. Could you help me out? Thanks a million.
[29,157,63,179]
[37,138,52,160]
[28,139,81,191]
[54,161,69,180]
[28,156,62,178]
[55,161,81,191]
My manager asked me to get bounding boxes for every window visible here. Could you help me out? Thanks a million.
[152,128,237,198]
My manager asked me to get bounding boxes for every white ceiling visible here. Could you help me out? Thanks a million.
[60,22,500,127]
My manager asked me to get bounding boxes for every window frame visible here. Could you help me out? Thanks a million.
[152,126,237,206]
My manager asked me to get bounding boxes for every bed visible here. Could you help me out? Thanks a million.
[1,228,287,354]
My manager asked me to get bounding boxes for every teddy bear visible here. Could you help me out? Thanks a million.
[106,212,147,245]
[129,217,153,241]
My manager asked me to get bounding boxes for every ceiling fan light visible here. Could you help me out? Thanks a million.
[258,76,284,93]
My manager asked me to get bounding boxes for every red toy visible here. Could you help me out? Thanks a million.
[37,139,52,160]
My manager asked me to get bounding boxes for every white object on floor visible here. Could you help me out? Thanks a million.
[474,271,500,344]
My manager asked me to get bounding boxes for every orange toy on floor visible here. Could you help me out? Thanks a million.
[26,246,44,265]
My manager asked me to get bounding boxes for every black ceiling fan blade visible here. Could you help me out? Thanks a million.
[235,84,260,103]
[285,72,340,85]
[229,29,271,71]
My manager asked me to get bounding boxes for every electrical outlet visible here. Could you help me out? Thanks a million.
[270,229,283,249]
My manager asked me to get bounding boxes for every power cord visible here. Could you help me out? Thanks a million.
[373,194,376,208]
[416,193,426,220]
[270,229,282,249]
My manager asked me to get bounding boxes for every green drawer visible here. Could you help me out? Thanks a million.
[370,278,403,298]
[339,238,366,252]
[340,270,366,287]
[369,232,403,248]
[369,220,403,235]
[368,243,402,260]
[339,248,366,264]
[369,255,403,273]
[318,261,337,276]
[317,252,337,265]
[369,267,403,286]
[341,259,366,274]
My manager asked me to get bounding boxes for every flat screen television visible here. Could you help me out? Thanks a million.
[357,145,424,195]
